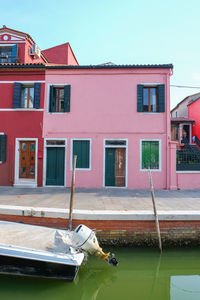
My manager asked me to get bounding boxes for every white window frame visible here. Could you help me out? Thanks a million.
[103,138,128,188]
[70,138,92,170]
[47,84,68,114]
[140,139,161,172]
[43,138,67,187]
[20,84,34,109]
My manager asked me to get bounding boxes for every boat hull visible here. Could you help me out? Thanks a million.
[0,254,79,281]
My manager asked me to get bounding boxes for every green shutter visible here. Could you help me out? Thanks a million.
[64,85,71,112]
[0,134,7,163]
[11,45,18,63]
[34,83,41,109]
[137,84,143,112]
[73,140,90,168]
[142,141,150,169]
[157,84,165,112]
[13,82,22,108]
[142,141,159,169]
[49,86,56,112]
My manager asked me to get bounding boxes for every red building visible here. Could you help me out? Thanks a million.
[188,97,200,141]
[0,26,78,186]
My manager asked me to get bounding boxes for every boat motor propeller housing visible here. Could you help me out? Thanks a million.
[72,224,110,262]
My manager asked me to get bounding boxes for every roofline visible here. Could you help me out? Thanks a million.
[171,92,200,112]
[41,42,79,65]
[67,43,79,65]
[0,63,46,69]
[171,96,189,112]
[42,42,69,52]
[0,63,173,70]
[45,64,173,70]
[0,26,36,45]
[187,96,200,107]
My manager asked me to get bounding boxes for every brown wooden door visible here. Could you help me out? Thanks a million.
[19,141,35,179]
[115,148,126,187]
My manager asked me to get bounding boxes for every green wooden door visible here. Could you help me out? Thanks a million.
[46,147,65,186]
[105,148,115,186]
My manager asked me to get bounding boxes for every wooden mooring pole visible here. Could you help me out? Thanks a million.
[68,155,77,231]
[148,170,162,253]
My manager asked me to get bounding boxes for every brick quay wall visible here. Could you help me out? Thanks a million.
[0,206,200,247]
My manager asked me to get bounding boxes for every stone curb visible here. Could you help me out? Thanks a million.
[0,205,200,221]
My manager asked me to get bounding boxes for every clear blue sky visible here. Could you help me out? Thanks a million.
[1,0,200,109]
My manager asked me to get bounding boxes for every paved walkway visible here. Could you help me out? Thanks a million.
[0,187,200,211]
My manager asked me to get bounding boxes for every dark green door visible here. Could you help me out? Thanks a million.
[46,147,65,186]
[105,148,115,186]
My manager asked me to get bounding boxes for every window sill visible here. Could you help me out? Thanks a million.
[71,168,91,171]
[14,108,43,111]
[140,168,161,172]
[140,112,162,115]
[48,112,68,114]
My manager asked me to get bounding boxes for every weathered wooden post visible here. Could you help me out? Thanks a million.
[68,155,77,231]
[148,170,162,253]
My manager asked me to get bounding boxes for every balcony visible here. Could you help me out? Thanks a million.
[0,56,20,64]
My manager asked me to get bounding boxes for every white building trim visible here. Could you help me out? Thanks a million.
[103,138,128,188]
[14,138,38,188]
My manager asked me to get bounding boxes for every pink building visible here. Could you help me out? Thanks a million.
[43,65,174,189]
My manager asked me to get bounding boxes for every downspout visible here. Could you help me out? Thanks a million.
[166,68,173,189]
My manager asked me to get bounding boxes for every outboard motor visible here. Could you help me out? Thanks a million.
[72,224,110,262]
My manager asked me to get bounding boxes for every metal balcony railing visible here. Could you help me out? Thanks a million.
[0,56,20,63]
[176,144,200,171]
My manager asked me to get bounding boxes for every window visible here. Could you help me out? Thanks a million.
[0,134,7,163]
[55,87,64,112]
[46,140,65,146]
[49,85,71,113]
[105,140,126,146]
[171,124,179,141]
[72,140,90,169]
[13,82,41,109]
[141,140,160,170]
[0,45,17,63]
[0,47,12,63]
[137,84,165,113]
[21,85,34,108]
[143,87,157,112]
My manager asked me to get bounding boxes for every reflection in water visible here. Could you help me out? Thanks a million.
[0,248,200,300]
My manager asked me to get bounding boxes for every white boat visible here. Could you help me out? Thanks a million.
[0,221,109,281]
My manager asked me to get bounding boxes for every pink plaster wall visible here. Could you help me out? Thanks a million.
[43,68,172,189]
[177,173,200,189]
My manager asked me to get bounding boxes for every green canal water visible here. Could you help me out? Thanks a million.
[0,248,200,300]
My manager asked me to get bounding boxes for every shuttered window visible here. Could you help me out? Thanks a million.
[141,140,160,170]
[72,140,90,169]
[137,84,165,112]
[13,82,41,109]
[49,85,71,113]
[0,45,17,63]
[0,134,7,163]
